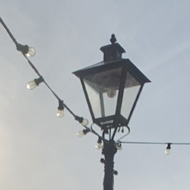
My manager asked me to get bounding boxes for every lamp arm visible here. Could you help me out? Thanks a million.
[116,125,130,141]
[90,123,109,143]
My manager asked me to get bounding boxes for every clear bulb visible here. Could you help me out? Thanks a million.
[27,80,37,90]
[26,47,36,57]
[57,109,64,118]
[165,149,171,155]
[107,89,116,98]
[116,142,122,150]
[165,144,171,155]
[82,119,89,127]
[27,77,43,90]
[95,143,103,150]
[117,145,122,151]
[76,131,85,138]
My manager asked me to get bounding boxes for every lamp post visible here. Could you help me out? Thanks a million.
[2,17,190,190]
[73,34,150,190]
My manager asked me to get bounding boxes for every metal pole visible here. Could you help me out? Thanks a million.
[102,140,117,190]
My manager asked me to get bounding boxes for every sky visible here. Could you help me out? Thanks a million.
[0,0,190,190]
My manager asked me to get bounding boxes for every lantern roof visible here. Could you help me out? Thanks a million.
[73,59,150,84]
[73,34,150,84]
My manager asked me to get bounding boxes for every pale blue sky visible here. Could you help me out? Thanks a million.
[1,1,190,190]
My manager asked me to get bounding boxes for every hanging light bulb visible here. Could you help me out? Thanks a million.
[76,129,90,137]
[57,109,64,118]
[77,131,85,137]
[57,100,64,118]
[74,116,89,127]
[27,76,44,90]
[27,81,37,90]
[26,47,36,57]
[16,44,36,57]
[165,143,171,155]
[116,141,122,150]
[95,137,103,150]
[107,89,116,98]
[81,119,89,127]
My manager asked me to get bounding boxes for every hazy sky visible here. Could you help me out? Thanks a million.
[1,0,190,190]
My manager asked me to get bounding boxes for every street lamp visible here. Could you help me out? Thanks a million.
[2,17,190,190]
[73,34,150,190]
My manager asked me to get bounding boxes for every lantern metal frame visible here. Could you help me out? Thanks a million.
[73,36,150,133]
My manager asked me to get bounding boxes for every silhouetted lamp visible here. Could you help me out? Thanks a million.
[73,35,150,131]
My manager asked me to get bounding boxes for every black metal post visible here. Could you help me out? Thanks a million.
[102,140,117,190]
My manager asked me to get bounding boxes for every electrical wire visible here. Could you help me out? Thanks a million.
[120,141,190,145]
[0,17,83,124]
[0,17,18,45]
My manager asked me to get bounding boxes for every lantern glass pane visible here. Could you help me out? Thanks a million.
[121,72,141,119]
[102,89,119,117]
[83,67,122,119]
[84,81,102,118]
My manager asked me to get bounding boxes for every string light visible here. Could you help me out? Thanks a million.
[165,143,171,155]
[95,137,103,150]
[81,119,89,127]
[1,17,190,155]
[0,17,87,126]
[27,76,44,90]
[26,47,36,57]
[120,141,190,155]
[116,141,122,150]
[75,116,89,127]
[57,100,64,118]
[77,129,90,137]
[16,44,36,57]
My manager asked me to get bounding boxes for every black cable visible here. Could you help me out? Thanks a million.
[0,17,18,45]
[120,141,190,145]
[23,55,41,77]
[0,17,84,123]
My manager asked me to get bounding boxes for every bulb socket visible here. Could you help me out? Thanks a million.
[34,76,44,86]
[16,44,29,54]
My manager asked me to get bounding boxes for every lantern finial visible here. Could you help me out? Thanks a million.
[110,34,116,44]
[101,35,125,62]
